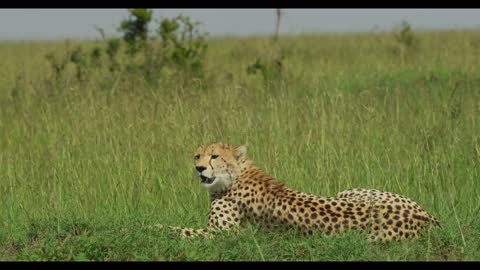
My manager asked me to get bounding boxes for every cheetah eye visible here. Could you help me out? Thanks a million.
[194,155,200,160]
[211,155,219,159]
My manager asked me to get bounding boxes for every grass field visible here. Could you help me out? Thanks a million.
[0,30,480,261]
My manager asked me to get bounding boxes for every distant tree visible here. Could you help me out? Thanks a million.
[274,9,282,41]
[118,8,153,55]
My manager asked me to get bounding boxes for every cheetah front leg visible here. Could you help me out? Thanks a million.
[144,198,243,239]
[142,224,218,238]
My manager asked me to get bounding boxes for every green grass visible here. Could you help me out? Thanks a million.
[1,30,480,261]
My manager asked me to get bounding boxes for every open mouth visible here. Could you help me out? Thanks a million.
[200,175,216,184]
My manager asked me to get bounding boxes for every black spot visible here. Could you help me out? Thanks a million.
[323,217,330,223]
[288,214,294,220]
[387,219,393,225]
[311,213,318,219]
[396,221,403,227]
[412,214,426,221]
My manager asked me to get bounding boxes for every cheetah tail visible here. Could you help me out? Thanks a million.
[429,214,442,228]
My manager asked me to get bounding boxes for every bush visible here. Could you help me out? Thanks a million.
[157,15,208,78]
[119,9,153,55]
[43,9,209,89]
[394,20,419,49]
[390,20,420,60]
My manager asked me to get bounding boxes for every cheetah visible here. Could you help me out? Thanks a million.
[149,143,441,242]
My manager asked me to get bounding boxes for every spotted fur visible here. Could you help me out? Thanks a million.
[150,143,441,242]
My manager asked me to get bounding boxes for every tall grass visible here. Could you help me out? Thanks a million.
[0,30,480,261]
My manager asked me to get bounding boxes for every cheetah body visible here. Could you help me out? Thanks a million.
[162,143,441,242]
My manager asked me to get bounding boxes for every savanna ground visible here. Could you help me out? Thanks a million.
[0,30,480,261]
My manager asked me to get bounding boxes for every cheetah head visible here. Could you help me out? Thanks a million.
[193,143,247,193]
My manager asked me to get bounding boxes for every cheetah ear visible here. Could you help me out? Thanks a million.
[234,145,247,160]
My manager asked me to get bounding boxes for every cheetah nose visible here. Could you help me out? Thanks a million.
[195,166,207,173]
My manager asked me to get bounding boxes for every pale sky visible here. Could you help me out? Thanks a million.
[0,9,479,40]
